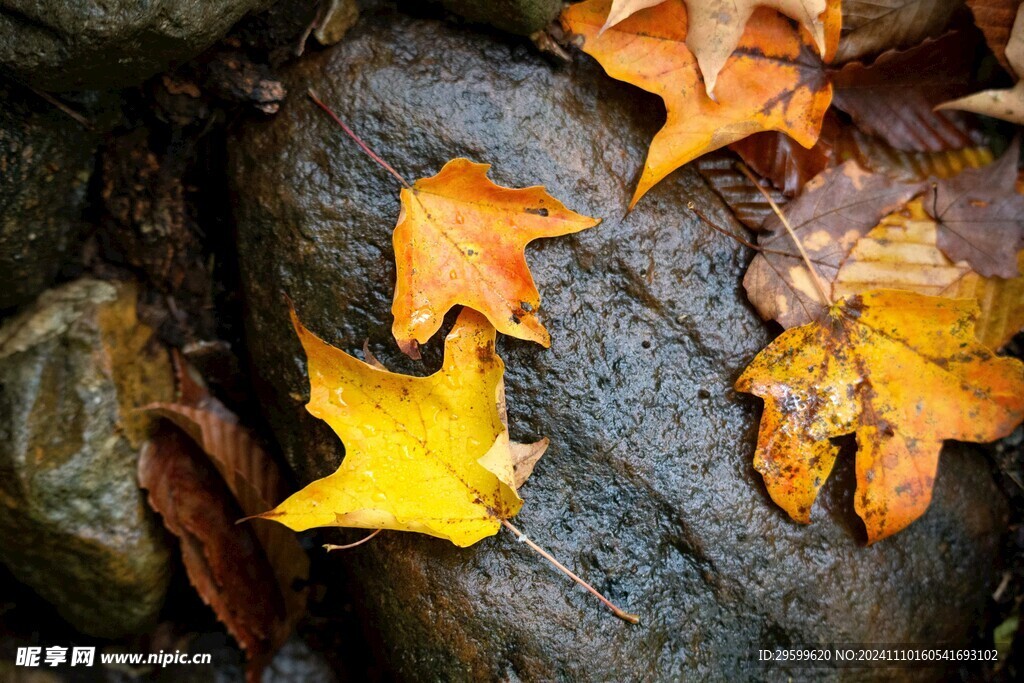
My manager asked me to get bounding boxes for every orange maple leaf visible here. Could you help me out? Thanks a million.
[562,0,833,207]
[391,158,599,357]
[736,290,1024,543]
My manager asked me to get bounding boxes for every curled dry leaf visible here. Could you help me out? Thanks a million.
[835,0,962,63]
[258,307,538,548]
[562,0,833,207]
[938,4,1024,125]
[144,355,309,655]
[830,32,979,152]
[834,197,1024,349]
[736,290,1024,543]
[391,158,599,358]
[729,125,835,197]
[967,0,1019,73]
[139,429,285,681]
[743,162,925,328]
[926,140,1024,278]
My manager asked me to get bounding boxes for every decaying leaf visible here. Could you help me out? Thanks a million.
[693,152,791,230]
[938,4,1024,124]
[143,355,309,653]
[835,0,961,63]
[563,0,833,207]
[833,198,1024,349]
[743,162,924,328]
[736,290,1024,543]
[258,307,535,547]
[391,158,599,358]
[926,140,1024,278]
[967,0,1019,73]
[139,429,284,681]
[830,32,979,152]
[729,128,834,196]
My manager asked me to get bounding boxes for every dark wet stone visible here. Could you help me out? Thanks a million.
[0,279,174,637]
[439,0,561,35]
[0,0,274,91]
[0,81,97,312]
[229,7,1008,679]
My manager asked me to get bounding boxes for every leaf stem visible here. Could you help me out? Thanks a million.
[736,163,834,307]
[307,88,412,189]
[324,528,382,551]
[501,519,640,625]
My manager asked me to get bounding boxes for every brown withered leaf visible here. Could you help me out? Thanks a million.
[729,126,834,197]
[693,152,790,230]
[744,162,925,327]
[835,128,995,182]
[144,355,309,654]
[139,428,284,681]
[938,4,1024,125]
[835,0,961,63]
[830,32,980,152]
[926,140,1024,277]
[967,0,1019,72]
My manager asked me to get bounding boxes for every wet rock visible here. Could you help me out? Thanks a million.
[439,0,561,35]
[229,7,1008,680]
[0,0,274,91]
[0,80,96,312]
[0,279,174,637]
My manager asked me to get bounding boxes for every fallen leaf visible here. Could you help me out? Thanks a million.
[833,197,1024,349]
[967,0,1019,72]
[937,3,1024,124]
[562,0,833,207]
[139,428,284,681]
[391,158,599,358]
[835,129,995,182]
[729,128,834,196]
[693,151,790,230]
[143,355,309,653]
[258,307,531,547]
[835,0,961,63]
[743,161,924,328]
[926,140,1024,277]
[736,290,1024,543]
[599,0,827,96]
[830,32,980,152]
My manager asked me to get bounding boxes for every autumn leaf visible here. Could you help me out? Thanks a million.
[728,125,834,196]
[743,161,925,328]
[967,0,1019,73]
[925,140,1024,277]
[139,428,285,682]
[693,151,791,229]
[830,32,980,152]
[600,1,827,98]
[258,307,529,547]
[391,158,599,358]
[835,0,961,63]
[833,197,1024,349]
[143,354,309,653]
[938,3,1024,125]
[562,0,833,207]
[736,290,1024,543]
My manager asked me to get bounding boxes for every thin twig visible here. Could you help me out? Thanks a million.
[324,528,382,551]
[736,163,833,307]
[307,89,411,188]
[501,519,640,624]
[29,87,94,130]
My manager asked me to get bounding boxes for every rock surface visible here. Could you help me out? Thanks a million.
[0,279,174,637]
[0,0,273,91]
[0,81,96,311]
[439,0,561,35]
[229,7,1008,680]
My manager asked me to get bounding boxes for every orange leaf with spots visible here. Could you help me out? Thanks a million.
[562,0,834,207]
[736,290,1024,543]
[391,158,599,358]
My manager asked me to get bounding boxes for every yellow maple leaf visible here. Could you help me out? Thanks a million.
[258,307,525,547]
[736,290,1024,544]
